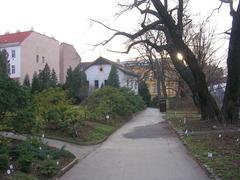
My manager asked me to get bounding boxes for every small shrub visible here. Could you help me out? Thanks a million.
[18,152,34,172]
[0,153,9,170]
[11,171,39,180]
[39,159,59,177]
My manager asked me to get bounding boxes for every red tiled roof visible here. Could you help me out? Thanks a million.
[0,31,32,44]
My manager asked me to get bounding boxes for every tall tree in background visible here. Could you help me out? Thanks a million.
[51,69,58,87]
[0,50,9,77]
[23,74,30,87]
[65,65,88,103]
[31,72,40,93]
[107,65,120,88]
[38,63,52,90]
[138,80,151,106]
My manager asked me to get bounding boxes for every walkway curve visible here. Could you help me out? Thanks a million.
[60,108,209,180]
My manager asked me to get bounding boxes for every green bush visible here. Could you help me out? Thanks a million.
[0,77,37,133]
[39,159,60,177]
[18,152,34,172]
[34,88,71,130]
[0,153,9,170]
[60,107,85,137]
[84,87,144,121]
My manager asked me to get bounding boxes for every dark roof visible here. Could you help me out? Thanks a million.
[80,62,92,70]
[0,31,32,44]
[83,57,139,77]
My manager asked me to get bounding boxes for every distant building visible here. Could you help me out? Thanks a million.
[122,59,178,98]
[0,31,81,84]
[81,57,139,95]
[59,42,81,84]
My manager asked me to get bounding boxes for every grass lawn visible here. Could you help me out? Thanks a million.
[44,119,125,145]
[184,133,240,180]
[165,110,240,180]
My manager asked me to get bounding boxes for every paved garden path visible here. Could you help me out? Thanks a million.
[61,108,209,180]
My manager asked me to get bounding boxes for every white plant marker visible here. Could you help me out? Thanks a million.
[57,161,59,165]
[237,138,239,142]
[218,134,222,138]
[185,129,188,136]
[39,147,42,150]
[106,115,110,120]
[42,134,45,138]
[208,152,213,158]
[183,117,186,124]
[7,169,11,175]
[9,164,13,169]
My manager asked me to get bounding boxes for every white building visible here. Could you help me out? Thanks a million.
[82,57,139,94]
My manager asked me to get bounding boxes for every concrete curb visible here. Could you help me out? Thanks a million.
[55,158,79,179]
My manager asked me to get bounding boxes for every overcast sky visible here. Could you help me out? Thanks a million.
[0,0,233,63]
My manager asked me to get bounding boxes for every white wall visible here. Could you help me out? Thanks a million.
[85,64,138,94]
[0,46,21,79]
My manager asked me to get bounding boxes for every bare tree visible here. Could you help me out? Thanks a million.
[93,0,223,122]
[221,0,240,124]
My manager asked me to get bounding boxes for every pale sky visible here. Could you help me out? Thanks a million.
[0,0,234,63]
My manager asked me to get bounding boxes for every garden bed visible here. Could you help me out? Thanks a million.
[0,136,75,180]
[165,110,240,180]
[44,118,129,145]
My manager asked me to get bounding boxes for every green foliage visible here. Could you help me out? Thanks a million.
[0,50,9,77]
[107,65,119,87]
[38,63,52,90]
[51,69,58,87]
[0,77,36,133]
[65,65,88,103]
[85,87,144,121]
[60,107,85,137]
[31,64,58,93]
[0,153,9,170]
[39,159,59,177]
[18,153,33,172]
[23,74,30,87]
[34,88,70,130]
[138,80,151,106]
[31,72,40,93]
[11,172,39,180]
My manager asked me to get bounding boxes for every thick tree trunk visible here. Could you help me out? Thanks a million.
[151,0,223,122]
[222,2,240,124]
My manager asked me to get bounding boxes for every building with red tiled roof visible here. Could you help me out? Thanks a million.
[0,30,81,84]
[0,31,32,44]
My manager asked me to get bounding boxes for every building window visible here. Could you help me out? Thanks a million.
[95,80,99,89]
[99,67,103,72]
[36,55,39,63]
[42,56,45,63]
[11,50,15,58]
[11,65,15,74]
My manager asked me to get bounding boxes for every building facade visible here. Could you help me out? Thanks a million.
[0,31,81,84]
[59,42,81,84]
[122,59,178,98]
[82,57,139,95]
